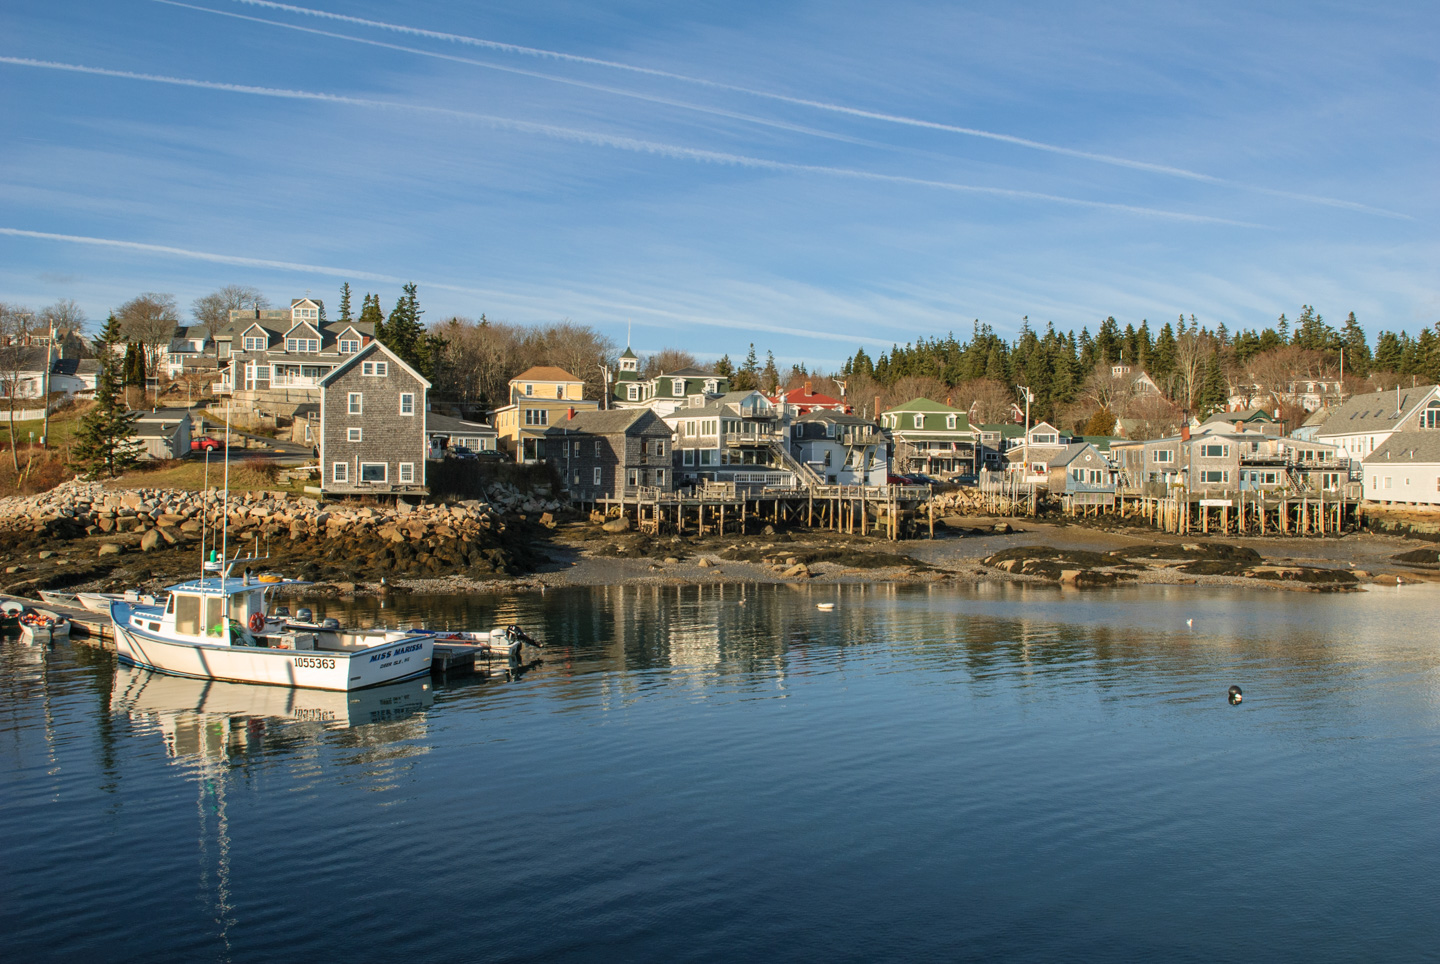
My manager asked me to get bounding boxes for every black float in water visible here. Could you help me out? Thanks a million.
[1228,685,1243,705]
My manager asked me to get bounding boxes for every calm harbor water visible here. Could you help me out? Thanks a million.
[3,581,1439,962]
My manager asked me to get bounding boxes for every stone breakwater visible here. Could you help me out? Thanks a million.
[0,479,567,581]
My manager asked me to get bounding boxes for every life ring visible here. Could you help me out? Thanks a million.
[248,612,266,632]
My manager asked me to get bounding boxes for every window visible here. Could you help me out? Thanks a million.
[400,393,414,416]
[946,415,957,429]
[683,448,695,466]
[333,462,348,483]
[554,385,564,399]
[672,378,685,396]
[175,595,201,636]
[1153,450,1173,463]
[339,339,359,354]
[627,469,639,487]
[347,427,362,442]
[593,467,602,485]
[595,440,603,456]
[1200,470,1229,484]
[348,392,362,415]
[1200,444,1229,458]
[398,462,414,483]
[1034,434,1056,444]
[913,415,924,429]
[654,440,665,456]
[286,338,318,353]
[362,361,388,377]
[360,462,387,483]
[700,449,714,466]
[1424,402,1440,429]
[244,335,266,351]
[524,384,533,396]
[627,384,640,401]
[1385,477,1392,489]
[704,379,718,393]
[655,469,665,485]
[524,409,549,426]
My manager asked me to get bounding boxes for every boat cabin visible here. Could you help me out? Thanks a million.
[130,577,275,646]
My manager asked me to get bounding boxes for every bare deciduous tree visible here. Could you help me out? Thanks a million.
[192,285,269,329]
[0,303,37,471]
[952,378,1015,424]
[1125,394,1182,441]
[641,348,698,378]
[116,292,179,384]
[1247,346,1324,411]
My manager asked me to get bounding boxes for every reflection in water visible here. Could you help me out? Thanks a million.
[4,583,1440,963]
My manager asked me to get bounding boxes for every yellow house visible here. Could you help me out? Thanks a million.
[493,366,599,461]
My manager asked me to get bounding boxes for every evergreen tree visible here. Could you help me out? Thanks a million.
[714,354,734,378]
[761,351,780,393]
[72,314,140,479]
[1277,313,1290,343]
[359,292,385,339]
[1152,322,1177,382]
[377,283,429,376]
[123,342,144,386]
[1339,312,1370,377]
[338,283,352,323]
[1198,355,1229,415]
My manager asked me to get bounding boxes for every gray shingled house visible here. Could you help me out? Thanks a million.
[543,408,674,501]
[318,341,430,497]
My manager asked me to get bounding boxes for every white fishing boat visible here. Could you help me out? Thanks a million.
[75,589,166,614]
[19,607,71,644]
[38,590,80,607]
[111,565,435,691]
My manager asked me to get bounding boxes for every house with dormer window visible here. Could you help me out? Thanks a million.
[218,298,378,420]
[492,366,598,462]
[879,398,976,478]
[614,365,730,415]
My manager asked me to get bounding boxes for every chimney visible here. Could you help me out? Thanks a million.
[567,406,576,420]
[1234,421,1243,432]
[1181,425,1191,441]
[804,380,812,396]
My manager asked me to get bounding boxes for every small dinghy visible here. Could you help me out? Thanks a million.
[39,590,81,608]
[76,590,166,614]
[19,607,70,644]
[816,602,836,611]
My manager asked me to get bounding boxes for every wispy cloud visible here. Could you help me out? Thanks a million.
[0,227,900,346]
[0,56,1256,225]
[216,0,1406,219]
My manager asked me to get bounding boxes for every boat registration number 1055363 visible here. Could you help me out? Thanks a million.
[293,656,336,670]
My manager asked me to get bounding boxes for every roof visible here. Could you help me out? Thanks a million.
[1050,442,1100,468]
[512,366,581,383]
[427,412,496,434]
[1202,408,1275,425]
[1318,386,1440,437]
[777,386,841,405]
[656,367,721,379]
[1364,431,1440,465]
[1301,406,1332,428]
[133,407,192,421]
[884,397,964,414]
[543,408,666,435]
[619,347,637,359]
[319,339,432,390]
[794,410,877,428]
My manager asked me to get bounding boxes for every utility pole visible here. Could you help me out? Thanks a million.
[41,318,54,447]
[1017,384,1033,482]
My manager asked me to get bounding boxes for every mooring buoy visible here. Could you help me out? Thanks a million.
[1228,685,1243,705]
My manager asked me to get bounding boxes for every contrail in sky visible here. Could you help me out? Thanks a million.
[220,0,1405,219]
[154,0,895,152]
[0,227,894,345]
[0,56,1259,226]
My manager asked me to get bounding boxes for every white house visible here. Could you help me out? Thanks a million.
[1315,385,1440,467]
[1362,432,1440,506]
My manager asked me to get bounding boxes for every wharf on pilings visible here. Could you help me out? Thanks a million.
[1106,490,1357,536]
[586,483,937,540]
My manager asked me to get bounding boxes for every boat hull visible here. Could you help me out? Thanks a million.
[112,623,433,691]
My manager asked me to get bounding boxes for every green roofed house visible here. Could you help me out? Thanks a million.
[879,398,977,478]
[615,364,729,415]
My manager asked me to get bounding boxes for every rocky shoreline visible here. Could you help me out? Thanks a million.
[0,480,1432,598]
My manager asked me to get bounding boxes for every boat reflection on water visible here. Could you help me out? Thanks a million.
[111,665,434,760]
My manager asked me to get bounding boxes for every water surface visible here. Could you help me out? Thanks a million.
[2,582,1438,962]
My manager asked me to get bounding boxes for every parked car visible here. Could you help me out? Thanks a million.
[947,472,978,485]
[190,436,223,453]
[450,445,479,461]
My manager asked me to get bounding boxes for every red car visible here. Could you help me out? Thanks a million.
[191,436,224,453]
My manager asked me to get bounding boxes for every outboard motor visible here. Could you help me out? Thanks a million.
[320,617,340,630]
[508,640,524,663]
[295,608,314,624]
[275,606,291,617]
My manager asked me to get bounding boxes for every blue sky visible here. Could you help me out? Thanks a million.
[1,0,1435,370]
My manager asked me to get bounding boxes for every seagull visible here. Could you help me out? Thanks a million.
[1186,618,1193,627]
